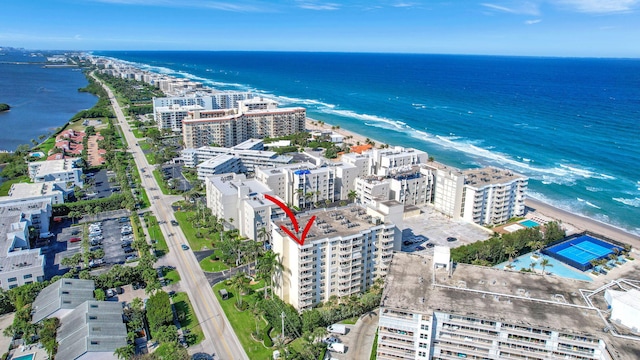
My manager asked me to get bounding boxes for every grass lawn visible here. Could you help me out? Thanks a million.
[164,269,181,284]
[139,140,151,151]
[213,282,273,360]
[34,137,56,156]
[132,128,144,138]
[0,175,30,196]
[199,252,230,272]
[172,292,204,346]
[339,316,358,325]
[153,169,176,195]
[174,211,220,251]
[136,186,150,208]
[370,330,378,360]
[144,213,168,253]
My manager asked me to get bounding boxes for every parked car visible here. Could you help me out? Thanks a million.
[121,241,133,248]
[426,243,435,248]
[119,217,129,223]
[181,244,189,250]
[324,336,341,344]
[124,247,136,253]
[126,254,138,261]
[328,342,345,353]
[90,246,102,252]
[69,237,81,243]
[327,324,347,335]
[446,237,457,242]
[171,220,179,226]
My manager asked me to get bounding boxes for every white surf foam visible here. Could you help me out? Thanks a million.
[612,197,640,208]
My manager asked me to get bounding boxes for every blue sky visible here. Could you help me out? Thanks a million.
[1,0,639,57]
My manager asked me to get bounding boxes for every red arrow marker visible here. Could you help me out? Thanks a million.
[264,194,316,246]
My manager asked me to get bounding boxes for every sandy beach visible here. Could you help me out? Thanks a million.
[305,118,640,248]
[525,198,640,247]
[306,118,388,148]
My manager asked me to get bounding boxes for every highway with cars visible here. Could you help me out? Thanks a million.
[95,74,248,360]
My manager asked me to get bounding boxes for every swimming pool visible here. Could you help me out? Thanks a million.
[495,252,593,282]
[13,354,35,360]
[520,219,540,228]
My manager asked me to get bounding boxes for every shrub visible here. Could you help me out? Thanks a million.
[262,325,273,347]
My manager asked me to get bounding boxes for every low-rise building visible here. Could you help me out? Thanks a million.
[4,181,67,204]
[28,158,83,189]
[0,199,51,290]
[56,300,127,360]
[272,202,402,311]
[31,278,96,323]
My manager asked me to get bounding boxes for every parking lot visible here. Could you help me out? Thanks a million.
[401,206,492,256]
[51,217,138,274]
[84,169,119,199]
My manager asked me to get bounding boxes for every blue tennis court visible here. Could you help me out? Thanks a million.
[542,234,624,271]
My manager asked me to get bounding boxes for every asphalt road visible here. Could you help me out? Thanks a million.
[95,74,248,360]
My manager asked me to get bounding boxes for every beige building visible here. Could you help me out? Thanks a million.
[272,202,402,311]
[182,99,306,148]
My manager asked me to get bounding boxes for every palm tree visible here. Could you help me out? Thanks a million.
[347,190,357,203]
[529,262,536,271]
[504,246,518,265]
[527,240,544,255]
[540,258,553,275]
[258,250,283,298]
[114,345,134,360]
[231,272,247,308]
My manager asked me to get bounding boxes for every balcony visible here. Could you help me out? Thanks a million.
[300,278,314,286]
[300,263,313,271]
[300,292,313,300]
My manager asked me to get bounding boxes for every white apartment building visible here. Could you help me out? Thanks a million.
[28,158,83,188]
[3,181,67,204]
[355,177,390,206]
[255,163,335,209]
[182,139,294,179]
[461,167,528,225]
[153,92,254,131]
[205,173,275,240]
[0,199,50,290]
[342,146,430,177]
[155,104,204,132]
[433,165,465,219]
[272,202,403,311]
[377,251,640,360]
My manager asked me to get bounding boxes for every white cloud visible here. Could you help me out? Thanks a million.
[481,2,540,16]
[296,1,340,10]
[392,2,417,7]
[91,0,270,12]
[555,0,639,13]
[525,19,542,24]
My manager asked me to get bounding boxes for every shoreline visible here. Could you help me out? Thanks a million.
[524,198,640,247]
[305,118,640,246]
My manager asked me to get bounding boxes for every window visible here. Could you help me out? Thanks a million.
[9,284,17,289]
[23,274,33,279]
[7,277,17,282]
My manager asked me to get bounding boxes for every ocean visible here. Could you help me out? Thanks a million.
[98,51,639,235]
[0,50,97,152]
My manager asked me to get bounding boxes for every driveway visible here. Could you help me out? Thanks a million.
[326,310,379,360]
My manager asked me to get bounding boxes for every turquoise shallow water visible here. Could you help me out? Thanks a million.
[496,253,593,282]
[96,51,640,236]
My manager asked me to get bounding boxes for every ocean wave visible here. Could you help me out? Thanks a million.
[585,186,603,192]
[585,201,601,209]
[322,108,407,130]
[612,197,640,208]
[274,95,335,109]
